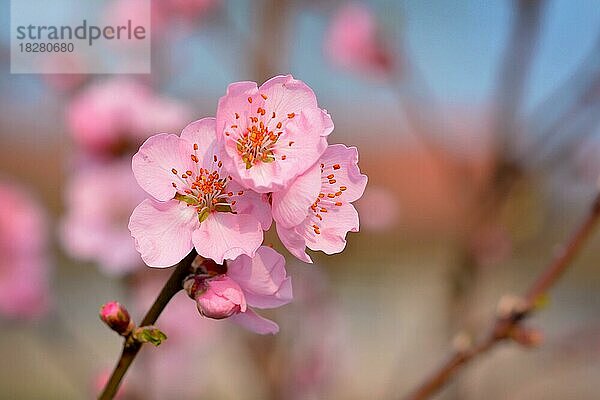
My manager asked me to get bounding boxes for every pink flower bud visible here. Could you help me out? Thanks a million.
[100,301,134,336]
[510,326,544,348]
[194,276,247,320]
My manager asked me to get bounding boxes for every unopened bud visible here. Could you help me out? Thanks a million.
[497,294,527,319]
[510,326,543,348]
[99,301,134,336]
[195,276,246,320]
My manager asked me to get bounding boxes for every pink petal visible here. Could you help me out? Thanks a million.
[320,144,368,202]
[276,223,313,263]
[191,212,263,264]
[132,133,196,201]
[306,203,360,255]
[179,117,219,163]
[128,199,198,267]
[258,75,318,118]
[225,180,272,230]
[215,81,259,139]
[230,308,279,335]
[227,246,292,309]
[272,162,321,228]
[270,107,332,183]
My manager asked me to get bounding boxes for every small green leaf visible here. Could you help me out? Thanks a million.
[133,326,167,346]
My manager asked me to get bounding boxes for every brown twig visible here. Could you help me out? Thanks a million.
[98,250,198,400]
[403,191,600,400]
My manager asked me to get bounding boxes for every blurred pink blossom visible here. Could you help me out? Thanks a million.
[276,144,368,263]
[216,75,334,193]
[325,3,394,76]
[129,118,271,266]
[355,186,400,232]
[41,53,88,92]
[67,78,190,156]
[161,0,220,18]
[106,0,219,34]
[0,180,51,319]
[187,246,293,334]
[60,161,145,276]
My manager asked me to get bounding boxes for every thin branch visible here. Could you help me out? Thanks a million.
[98,250,198,400]
[403,191,600,400]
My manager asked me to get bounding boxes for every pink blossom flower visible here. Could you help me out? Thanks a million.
[274,144,367,263]
[67,78,189,155]
[187,246,292,334]
[60,161,145,276]
[129,117,272,266]
[41,53,87,91]
[216,75,334,193]
[325,3,394,76]
[0,180,51,319]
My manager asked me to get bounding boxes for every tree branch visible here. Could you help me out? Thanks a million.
[403,192,600,400]
[98,250,198,400]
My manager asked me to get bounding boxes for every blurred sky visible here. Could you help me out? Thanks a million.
[1,0,599,133]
